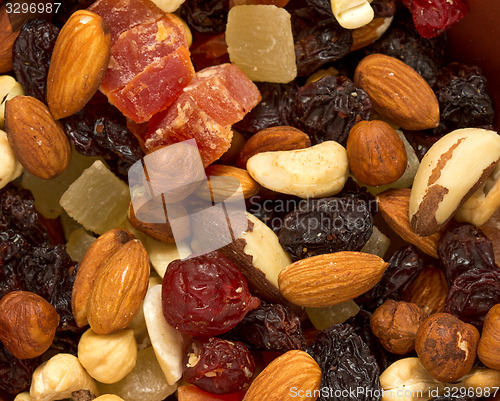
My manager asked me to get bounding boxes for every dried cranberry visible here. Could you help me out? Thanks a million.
[161,251,260,336]
[278,196,373,261]
[12,19,59,103]
[292,76,371,146]
[438,223,497,285]
[402,0,468,39]
[358,245,424,310]
[445,268,500,330]
[183,337,255,394]
[224,301,305,351]
[180,0,229,35]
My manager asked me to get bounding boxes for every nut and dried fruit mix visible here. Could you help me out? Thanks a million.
[0,0,500,400]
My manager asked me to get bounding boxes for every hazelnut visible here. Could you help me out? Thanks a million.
[0,291,59,359]
[347,120,408,187]
[77,328,137,384]
[370,300,427,355]
[477,303,500,370]
[415,313,480,382]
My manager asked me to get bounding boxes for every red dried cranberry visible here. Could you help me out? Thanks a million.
[402,0,468,39]
[161,251,260,336]
[183,337,255,394]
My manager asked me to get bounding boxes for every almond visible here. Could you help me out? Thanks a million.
[4,95,71,179]
[236,126,311,169]
[376,188,441,258]
[87,239,150,335]
[242,350,321,401]
[347,120,407,186]
[47,10,110,119]
[278,251,388,308]
[354,54,439,130]
[72,229,135,327]
[205,164,260,200]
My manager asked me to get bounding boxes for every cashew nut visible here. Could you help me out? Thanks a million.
[247,141,348,198]
[30,353,99,401]
[0,130,23,189]
[77,328,137,384]
[330,0,374,29]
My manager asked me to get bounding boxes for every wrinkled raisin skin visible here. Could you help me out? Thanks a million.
[278,196,373,261]
[292,76,371,146]
[307,324,381,401]
[0,344,40,396]
[224,301,305,351]
[12,19,59,103]
[161,251,260,336]
[180,0,229,35]
[183,337,255,394]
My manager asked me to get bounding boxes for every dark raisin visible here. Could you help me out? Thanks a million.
[438,223,497,286]
[12,19,60,103]
[292,76,371,146]
[291,6,352,77]
[180,0,229,35]
[234,82,299,136]
[445,268,500,330]
[247,195,300,235]
[307,324,381,401]
[190,33,230,71]
[224,301,305,351]
[51,0,96,28]
[433,64,495,136]
[0,343,41,396]
[358,245,424,310]
[161,251,260,336]
[183,337,255,394]
[278,196,373,261]
[403,130,442,160]
[371,0,397,18]
[337,178,377,216]
[366,11,446,87]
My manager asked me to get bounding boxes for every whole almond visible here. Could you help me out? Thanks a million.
[87,239,150,334]
[5,95,71,179]
[236,126,311,169]
[72,229,135,327]
[278,251,388,307]
[47,10,110,119]
[402,265,448,315]
[242,350,321,401]
[376,188,441,258]
[354,54,439,130]
[205,164,260,199]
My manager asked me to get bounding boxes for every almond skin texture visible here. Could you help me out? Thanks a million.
[278,251,388,307]
[87,239,150,334]
[477,304,500,370]
[72,229,135,327]
[5,95,71,179]
[205,164,260,199]
[236,126,311,169]
[47,10,110,119]
[0,291,59,359]
[377,188,441,258]
[347,120,407,186]
[415,313,480,382]
[242,350,321,401]
[354,54,439,130]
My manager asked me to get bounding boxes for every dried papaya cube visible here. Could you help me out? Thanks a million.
[146,96,233,167]
[184,63,261,126]
[108,46,195,123]
[88,0,165,43]
[101,15,189,94]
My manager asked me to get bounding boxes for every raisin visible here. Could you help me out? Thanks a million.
[234,82,299,136]
[433,64,495,136]
[0,343,41,396]
[445,268,500,330]
[403,130,442,161]
[12,19,60,103]
[161,251,260,336]
[224,301,305,351]
[371,0,397,18]
[430,397,479,401]
[180,0,229,35]
[278,196,373,261]
[183,337,255,394]
[191,33,230,71]
[51,0,95,28]
[337,178,377,216]
[402,0,468,39]
[292,76,371,146]
[438,223,497,286]
[307,324,381,401]
[247,195,300,235]
[366,11,446,87]
[291,6,352,77]
[358,245,424,310]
